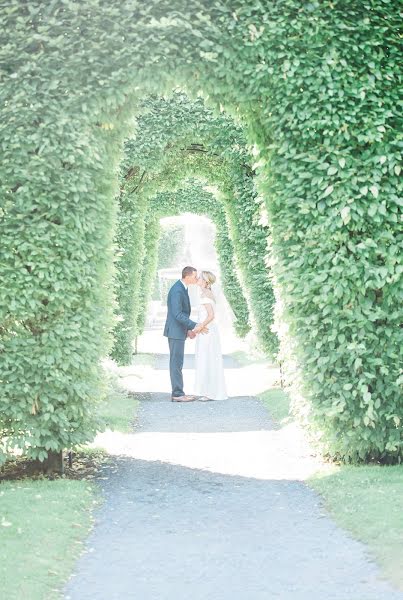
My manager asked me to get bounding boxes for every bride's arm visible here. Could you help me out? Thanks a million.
[200,302,214,327]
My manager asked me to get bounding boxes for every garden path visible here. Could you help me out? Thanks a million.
[64,329,403,600]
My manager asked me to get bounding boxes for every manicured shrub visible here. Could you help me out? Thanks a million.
[113,94,275,360]
[150,183,251,338]
[135,212,160,337]
[156,223,186,272]
[1,0,400,463]
[111,186,148,365]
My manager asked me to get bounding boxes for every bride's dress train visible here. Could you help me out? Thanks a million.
[194,296,228,400]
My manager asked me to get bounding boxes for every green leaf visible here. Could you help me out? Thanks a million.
[340,206,351,224]
[370,185,379,198]
[327,165,338,176]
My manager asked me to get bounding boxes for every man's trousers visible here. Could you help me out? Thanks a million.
[168,338,186,397]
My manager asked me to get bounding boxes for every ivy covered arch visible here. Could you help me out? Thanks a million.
[134,182,252,347]
[113,175,253,365]
[112,94,277,364]
[1,1,401,464]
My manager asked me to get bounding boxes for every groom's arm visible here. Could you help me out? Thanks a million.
[171,290,197,330]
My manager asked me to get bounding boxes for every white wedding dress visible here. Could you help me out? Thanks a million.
[194,296,228,400]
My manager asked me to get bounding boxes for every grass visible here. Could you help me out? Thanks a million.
[131,352,156,367]
[310,466,403,590]
[259,388,291,425]
[0,479,96,600]
[228,349,268,366]
[98,352,155,433]
[98,384,138,433]
[258,383,403,591]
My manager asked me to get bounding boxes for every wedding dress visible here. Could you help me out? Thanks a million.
[194,295,228,400]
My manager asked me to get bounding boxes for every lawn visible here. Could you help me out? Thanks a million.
[258,382,403,591]
[259,388,291,424]
[0,479,96,600]
[310,465,403,590]
[98,383,138,433]
[98,353,155,433]
[228,349,268,366]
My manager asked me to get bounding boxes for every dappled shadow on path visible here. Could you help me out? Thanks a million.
[80,345,403,600]
[95,392,324,482]
[115,350,280,398]
[65,455,403,600]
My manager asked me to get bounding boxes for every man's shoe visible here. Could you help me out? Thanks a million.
[171,395,196,402]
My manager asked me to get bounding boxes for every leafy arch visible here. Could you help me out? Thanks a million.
[1,1,401,464]
[112,94,277,364]
[134,182,251,348]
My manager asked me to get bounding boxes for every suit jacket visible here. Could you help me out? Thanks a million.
[163,280,197,340]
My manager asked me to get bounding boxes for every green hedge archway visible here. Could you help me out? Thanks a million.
[136,182,252,342]
[1,1,400,464]
[111,94,276,363]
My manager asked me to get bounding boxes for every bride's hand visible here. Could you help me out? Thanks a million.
[193,324,209,335]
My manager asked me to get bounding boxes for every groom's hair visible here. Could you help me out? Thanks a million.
[182,266,197,279]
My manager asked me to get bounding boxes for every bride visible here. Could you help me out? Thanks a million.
[194,270,228,401]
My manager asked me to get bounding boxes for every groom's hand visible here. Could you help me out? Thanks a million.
[187,330,196,339]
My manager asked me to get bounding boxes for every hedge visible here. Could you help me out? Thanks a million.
[134,209,160,339]
[1,0,400,464]
[150,182,251,338]
[112,94,276,363]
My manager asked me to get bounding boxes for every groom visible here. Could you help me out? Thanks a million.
[164,266,207,402]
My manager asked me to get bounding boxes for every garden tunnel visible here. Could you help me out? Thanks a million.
[1,1,401,468]
[117,181,253,366]
[111,97,277,364]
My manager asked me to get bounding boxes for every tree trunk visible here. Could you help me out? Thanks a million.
[43,451,64,475]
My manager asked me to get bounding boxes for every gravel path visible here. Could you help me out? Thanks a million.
[65,354,403,600]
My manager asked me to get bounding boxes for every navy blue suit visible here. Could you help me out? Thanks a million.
[163,280,197,397]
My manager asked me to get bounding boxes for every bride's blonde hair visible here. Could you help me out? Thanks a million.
[200,270,216,294]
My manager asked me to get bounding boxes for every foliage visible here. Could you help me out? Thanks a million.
[260,389,292,426]
[0,95,121,463]
[113,94,275,362]
[217,158,278,355]
[111,187,148,365]
[151,182,251,337]
[135,212,160,336]
[151,220,184,302]
[251,2,402,462]
[1,0,401,463]
[213,206,251,338]
[156,222,185,271]
[98,368,139,433]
